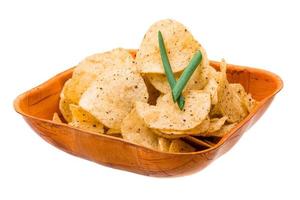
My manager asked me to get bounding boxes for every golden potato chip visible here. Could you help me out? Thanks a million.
[106,128,121,135]
[204,78,218,105]
[52,112,62,123]
[213,60,248,123]
[68,104,104,134]
[158,137,171,152]
[168,139,195,153]
[207,116,228,134]
[136,90,211,131]
[158,117,210,137]
[79,67,149,129]
[243,94,256,112]
[59,79,73,122]
[121,109,159,150]
[207,123,237,137]
[59,49,135,122]
[136,19,205,74]
[229,83,256,112]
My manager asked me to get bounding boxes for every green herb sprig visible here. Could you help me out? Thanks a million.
[158,31,202,110]
[158,31,185,109]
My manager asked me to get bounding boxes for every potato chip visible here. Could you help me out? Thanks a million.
[136,19,205,74]
[68,104,104,134]
[213,60,248,123]
[136,90,211,131]
[207,116,228,134]
[106,128,121,135]
[79,67,148,129]
[59,79,73,122]
[52,112,62,123]
[229,83,256,112]
[204,78,218,105]
[243,94,256,112]
[157,117,210,137]
[168,139,195,153]
[59,48,135,122]
[121,109,159,150]
[207,123,237,137]
[158,137,171,152]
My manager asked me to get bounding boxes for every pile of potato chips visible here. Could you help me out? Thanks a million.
[54,19,256,153]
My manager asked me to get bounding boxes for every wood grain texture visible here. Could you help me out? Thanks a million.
[14,60,283,177]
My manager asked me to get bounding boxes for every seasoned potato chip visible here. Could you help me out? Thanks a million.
[158,137,171,152]
[68,104,104,134]
[136,19,205,74]
[121,109,159,150]
[169,139,195,153]
[136,90,211,131]
[59,48,135,122]
[229,83,256,112]
[79,67,148,129]
[59,79,73,122]
[158,117,210,137]
[52,112,62,123]
[207,123,237,137]
[243,94,256,112]
[106,128,121,135]
[204,78,218,105]
[207,116,228,133]
[213,60,248,123]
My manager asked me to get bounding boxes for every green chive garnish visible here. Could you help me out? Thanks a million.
[172,51,202,101]
[158,31,185,109]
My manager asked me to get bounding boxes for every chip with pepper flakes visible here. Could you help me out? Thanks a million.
[136,19,203,74]
[213,59,248,123]
[135,90,211,131]
[59,48,135,122]
[56,19,257,153]
[68,104,104,134]
[79,66,149,130]
[121,109,159,149]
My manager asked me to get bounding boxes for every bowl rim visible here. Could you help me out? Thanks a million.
[14,61,283,155]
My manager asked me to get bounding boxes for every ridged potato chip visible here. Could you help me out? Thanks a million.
[135,90,211,131]
[68,104,104,134]
[79,67,148,129]
[136,19,203,74]
[121,109,159,150]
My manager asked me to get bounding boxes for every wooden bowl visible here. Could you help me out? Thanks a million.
[14,60,283,177]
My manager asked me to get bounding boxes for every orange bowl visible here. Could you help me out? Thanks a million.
[14,60,283,177]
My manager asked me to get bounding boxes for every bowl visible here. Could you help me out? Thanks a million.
[14,59,283,177]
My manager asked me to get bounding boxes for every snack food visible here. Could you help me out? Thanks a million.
[55,19,256,153]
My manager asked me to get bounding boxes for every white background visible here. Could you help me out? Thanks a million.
[1,0,299,199]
